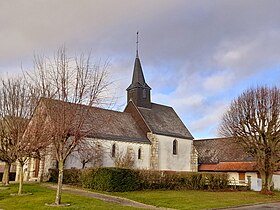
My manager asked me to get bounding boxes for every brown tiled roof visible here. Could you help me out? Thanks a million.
[194,137,254,164]
[40,98,150,144]
[199,162,257,172]
[199,164,217,171]
[137,103,193,139]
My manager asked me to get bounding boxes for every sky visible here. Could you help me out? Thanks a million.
[1,0,280,139]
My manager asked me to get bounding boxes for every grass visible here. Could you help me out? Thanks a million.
[1,184,280,210]
[111,190,280,210]
[0,183,138,210]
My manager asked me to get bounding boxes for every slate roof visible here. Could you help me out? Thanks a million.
[137,103,193,139]
[40,98,150,144]
[194,137,254,164]
[199,162,257,172]
[126,57,151,90]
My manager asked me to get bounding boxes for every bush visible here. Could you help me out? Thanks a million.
[47,167,229,192]
[138,170,229,190]
[92,167,140,192]
[48,169,58,183]
[48,168,81,185]
[80,168,96,188]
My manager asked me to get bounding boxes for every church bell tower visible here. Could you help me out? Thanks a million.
[126,32,152,109]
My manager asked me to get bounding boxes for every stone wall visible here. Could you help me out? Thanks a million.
[148,132,159,170]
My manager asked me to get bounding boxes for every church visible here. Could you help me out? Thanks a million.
[12,47,263,188]
[23,46,196,181]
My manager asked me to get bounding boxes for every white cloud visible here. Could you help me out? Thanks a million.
[1,0,280,138]
[189,102,228,135]
[203,72,234,93]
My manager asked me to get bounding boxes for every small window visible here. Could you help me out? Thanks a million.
[138,147,142,159]
[112,144,116,158]
[173,140,178,155]
[143,89,147,99]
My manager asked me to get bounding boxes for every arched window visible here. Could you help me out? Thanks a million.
[112,144,116,158]
[173,140,178,155]
[138,147,142,159]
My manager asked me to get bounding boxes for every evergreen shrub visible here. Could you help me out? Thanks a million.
[47,168,229,191]
[138,170,229,190]
[80,168,96,188]
[48,168,81,185]
[92,167,140,192]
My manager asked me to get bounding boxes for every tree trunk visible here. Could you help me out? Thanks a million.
[18,163,24,194]
[2,162,11,185]
[82,161,86,169]
[26,158,32,181]
[55,160,64,205]
[38,157,45,182]
[261,172,273,192]
[265,172,273,191]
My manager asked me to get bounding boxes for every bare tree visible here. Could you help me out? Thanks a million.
[0,77,40,193]
[114,148,135,169]
[220,86,280,192]
[26,47,113,205]
[76,141,103,168]
[0,118,17,185]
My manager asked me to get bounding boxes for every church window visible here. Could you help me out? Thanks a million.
[173,140,178,155]
[143,89,147,99]
[138,147,142,159]
[112,144,116,158]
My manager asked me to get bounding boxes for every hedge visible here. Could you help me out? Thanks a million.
[48,168,229,191]
[92,168,140,192]
[138,170,229,190]
[48,168,93,186]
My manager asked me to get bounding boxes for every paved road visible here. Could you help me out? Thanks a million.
[220,202,280,210]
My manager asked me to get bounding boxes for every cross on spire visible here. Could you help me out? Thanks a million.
[136,31,139,58]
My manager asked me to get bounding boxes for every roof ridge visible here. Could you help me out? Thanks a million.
[194,137,233,141]
[41,97,126,115]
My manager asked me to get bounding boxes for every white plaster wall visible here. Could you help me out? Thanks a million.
[43,152,57,175]
[272,174,280,190]
[65,138,150,170]
[156,134,193,171]
[246,172,258,182]
[228,172,239,183]
[228,172,258,184]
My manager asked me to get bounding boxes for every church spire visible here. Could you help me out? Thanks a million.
[126,32,152,108]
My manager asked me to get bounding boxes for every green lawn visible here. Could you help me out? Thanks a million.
[0,183,138,210]
[1,184,280,210]
[111,190,280,210]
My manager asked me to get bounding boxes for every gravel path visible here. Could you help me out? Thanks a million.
[41,183,174,210]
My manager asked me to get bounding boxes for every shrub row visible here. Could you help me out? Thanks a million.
[48,168,229,192]
[138,170,229,190]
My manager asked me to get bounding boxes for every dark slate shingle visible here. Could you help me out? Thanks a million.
[42,98,150,144]
[194,137,254,164]
[138,103,193,139]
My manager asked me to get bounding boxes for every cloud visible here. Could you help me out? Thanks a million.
[203,73,235,93]
[0,0,280,138]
